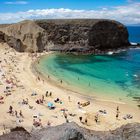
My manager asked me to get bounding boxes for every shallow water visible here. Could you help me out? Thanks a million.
[36,49,140,104]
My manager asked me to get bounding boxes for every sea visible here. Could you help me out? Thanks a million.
[36,26,140,105]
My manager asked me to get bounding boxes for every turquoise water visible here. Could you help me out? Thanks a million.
[37,49,140,103]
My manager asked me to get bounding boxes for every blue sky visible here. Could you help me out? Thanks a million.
[0,0,140,24]
[0,0,129,12]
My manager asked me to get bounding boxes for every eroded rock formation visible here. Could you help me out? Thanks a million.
[0,20,48,52]
[0,122,140,140]
[0,19,129,53]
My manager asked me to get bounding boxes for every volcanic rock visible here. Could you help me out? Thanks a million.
[0,19,129,53]
[0,122,140,140]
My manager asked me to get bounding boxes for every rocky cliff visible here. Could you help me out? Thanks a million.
[0,20,48,52]
[0,122,140,140]
[36,19,129,52]
[0,19,129,53]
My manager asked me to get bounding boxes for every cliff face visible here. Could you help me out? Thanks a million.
[0,20,48,52]
[36,19,129,51]
[0,122,140,140]
[0,19,129,52]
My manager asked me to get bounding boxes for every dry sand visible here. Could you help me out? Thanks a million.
[0,43,139,135]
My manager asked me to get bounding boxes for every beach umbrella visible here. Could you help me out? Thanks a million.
[47,102,54,107]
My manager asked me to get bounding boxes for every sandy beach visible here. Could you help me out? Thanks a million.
[0,42,140,135]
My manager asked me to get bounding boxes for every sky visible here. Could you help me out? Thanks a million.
[0,0,140,25]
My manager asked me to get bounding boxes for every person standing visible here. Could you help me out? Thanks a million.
[79,116,82,122]
[68,96,71,102]
[116,113,119,120]
[19,110,24,118]
[85,118,88,125]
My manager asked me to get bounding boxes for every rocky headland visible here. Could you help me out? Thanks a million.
[0,19,130,53]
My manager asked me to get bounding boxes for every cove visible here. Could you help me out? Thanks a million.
[36,48,140,105]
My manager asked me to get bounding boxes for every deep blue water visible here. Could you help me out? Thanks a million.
[127,26,140,43]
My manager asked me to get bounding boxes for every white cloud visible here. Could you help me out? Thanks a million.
[4,1,28,5]
[0,2,140,25]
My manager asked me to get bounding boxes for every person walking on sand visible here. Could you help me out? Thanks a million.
[117,106,120,113]
[15,110,18,118]
[42,95,44,101]
[47,121,51,126]
[95,114,99,123]
[116,113,119,120]
[26,98,29,105]
[9,105,13,115]
[68,96,71,102]
[49,92,52,97]
[85,118,88,125]
[79,116,82,122]
[39,119,43,127]
[38,76,40,81]
[46,91,48,97]
[63,111,67,119]
[77,102,81,109]
[19,110,24,118]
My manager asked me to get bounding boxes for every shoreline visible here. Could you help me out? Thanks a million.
[33,52,140,107]
[32,52,128,105]
[0,43,140,135]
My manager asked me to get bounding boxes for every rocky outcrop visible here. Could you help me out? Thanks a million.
[0,122,140,140]
[0,19,129,53]
[0,20,48,52]
[36,19,129,52]
[0,31,5,42]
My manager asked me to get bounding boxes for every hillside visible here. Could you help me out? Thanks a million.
[0,19,129,53]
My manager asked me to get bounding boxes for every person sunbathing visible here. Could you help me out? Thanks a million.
[36,99,40,104]
[22,99,28,105]
[33,119,42,127]
[8,105,14,115]
[0,101,4,104]
[54,98,60,103]
[0,96,4,100]
[6,93,11,96]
